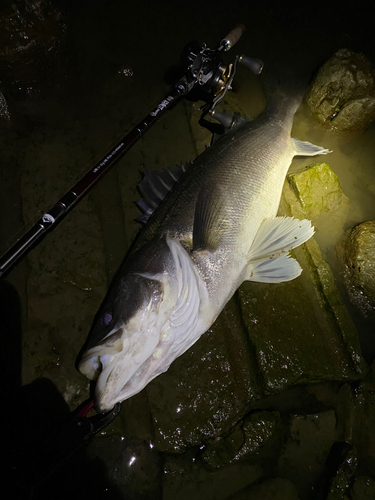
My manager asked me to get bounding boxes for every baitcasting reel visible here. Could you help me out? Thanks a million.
[177,24,264,124]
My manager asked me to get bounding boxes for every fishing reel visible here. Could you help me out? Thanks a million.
[181,40,227,94]
[177,25,264,122]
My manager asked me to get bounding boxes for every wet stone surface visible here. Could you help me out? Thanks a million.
[231,477,301,500]
[350,475,375,500]
[202,410,280,469]
[277,410,337,498]
[0,0,68,97]
[162,457,263,500]
[146,298,262,453]
[86,434,163,500]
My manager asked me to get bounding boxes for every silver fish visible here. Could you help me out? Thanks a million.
[78,84,330,412]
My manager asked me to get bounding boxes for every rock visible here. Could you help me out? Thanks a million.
[306,49,375,131]
[352,362,375,476]
[0,0,68,97]
[287,162,350,218]
[238,234,366,397]
[230,477,300,500]
[87,435,163,500]
[286,162,350,246]
[0,91,11,120]
[277,411,336,498]
[350,475,375,500]
[202,411,280,469]
[336,221,375,318]
[163,458,263,500]
[318,442,358,500]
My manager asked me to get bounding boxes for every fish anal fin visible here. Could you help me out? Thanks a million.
[248,254,302,283]
[245,216,314,283]
[293,138,332,156]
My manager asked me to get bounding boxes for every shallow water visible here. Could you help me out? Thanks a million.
[1,1,375,499]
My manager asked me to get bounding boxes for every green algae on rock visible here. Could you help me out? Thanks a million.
[287,162,350,220]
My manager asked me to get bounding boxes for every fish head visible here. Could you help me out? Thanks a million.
[78,236,178,412]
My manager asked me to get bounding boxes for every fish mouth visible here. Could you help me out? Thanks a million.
[78,326,161,413]
[78,327,128,412]
[78,327,123,381]
[79,347,131,413]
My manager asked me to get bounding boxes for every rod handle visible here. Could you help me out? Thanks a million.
[220,24,246,51]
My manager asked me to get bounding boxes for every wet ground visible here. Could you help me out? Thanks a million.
[1,1,375,499]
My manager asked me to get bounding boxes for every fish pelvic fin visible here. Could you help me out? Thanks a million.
[246,216,314,283]
[293,138,332,156]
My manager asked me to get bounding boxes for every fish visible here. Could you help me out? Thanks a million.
[78,78,331,412]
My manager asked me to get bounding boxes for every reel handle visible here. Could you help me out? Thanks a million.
[239,55,264,75]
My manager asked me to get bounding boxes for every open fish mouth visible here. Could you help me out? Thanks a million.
[79,346,134,412]
[78,327,124,381]
[78,322,164,412]
[78,327,131,411]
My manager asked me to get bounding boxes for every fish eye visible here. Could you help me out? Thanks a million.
[101,313,113,326]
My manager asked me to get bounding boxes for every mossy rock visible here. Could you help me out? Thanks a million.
[287,162,349,219]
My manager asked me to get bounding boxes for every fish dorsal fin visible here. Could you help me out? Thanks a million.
[245,217,314,283]
[135,164,189,224]
[192,184,230,252]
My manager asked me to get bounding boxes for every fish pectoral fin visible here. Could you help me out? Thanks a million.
[192,184,229,252]
[248,254,302,283]
[245,216,314,283]
[293,138,332,156]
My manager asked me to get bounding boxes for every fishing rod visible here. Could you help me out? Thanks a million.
[0,24,262,278]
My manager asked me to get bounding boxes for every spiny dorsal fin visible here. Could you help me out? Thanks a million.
[135,164,189,224]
